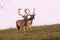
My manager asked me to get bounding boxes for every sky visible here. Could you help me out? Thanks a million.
[0,0,60,29]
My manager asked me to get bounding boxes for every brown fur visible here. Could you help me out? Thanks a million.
[16,14,35,32]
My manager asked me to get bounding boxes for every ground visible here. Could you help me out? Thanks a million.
[0,24,60,40]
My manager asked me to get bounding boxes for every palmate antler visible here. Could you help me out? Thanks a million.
[24,8,30,16]
[24,8,35,15]
[18,8,35,17]
[25,8,35,16]
[18,8,23,16]
[18,8,30,16]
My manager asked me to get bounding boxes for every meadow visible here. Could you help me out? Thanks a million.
[0,24,60,40]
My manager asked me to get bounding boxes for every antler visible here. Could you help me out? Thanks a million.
[24,8,30,16]
[18,8,23,16]
[33,8,35,15]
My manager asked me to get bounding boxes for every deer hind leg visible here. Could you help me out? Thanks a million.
[24,26,29,33]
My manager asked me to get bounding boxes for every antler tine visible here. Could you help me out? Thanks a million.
[24,8,28,14]
[33,8,35,15]
[24,8,30,16]
[18,8,21,15]
[18,8,23,16]
[28,8,30,15]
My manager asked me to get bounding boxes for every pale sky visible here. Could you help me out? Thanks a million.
[0,0,60,29]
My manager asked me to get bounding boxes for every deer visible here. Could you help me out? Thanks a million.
[16,8,35,33]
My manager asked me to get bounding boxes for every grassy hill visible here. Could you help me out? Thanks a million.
[0,24,60,40]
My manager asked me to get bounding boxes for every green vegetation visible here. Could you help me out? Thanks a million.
[0,24,60,40]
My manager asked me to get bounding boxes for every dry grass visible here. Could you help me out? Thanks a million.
[0,24,60,40]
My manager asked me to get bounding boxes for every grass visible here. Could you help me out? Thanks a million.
[0,24,60,40]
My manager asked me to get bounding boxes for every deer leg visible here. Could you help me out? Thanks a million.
[28,25,32,31]
[21,26,25,33]
[17,25,20,31]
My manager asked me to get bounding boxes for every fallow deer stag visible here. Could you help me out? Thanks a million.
[16,8,35,33]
